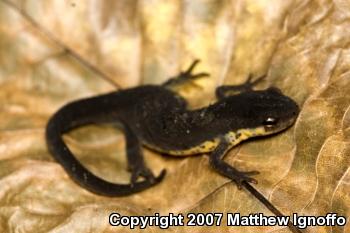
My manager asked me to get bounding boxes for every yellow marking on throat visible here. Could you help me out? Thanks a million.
[225,127,266,147]
[147,138,220,156]
[146,127,266,157]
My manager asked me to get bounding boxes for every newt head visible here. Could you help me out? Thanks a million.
[217,86,300,137]
[257,87,299,134]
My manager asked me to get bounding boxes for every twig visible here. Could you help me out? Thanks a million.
[2,0,121,89]
[242,181,303,233]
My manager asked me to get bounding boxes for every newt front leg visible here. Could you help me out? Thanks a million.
[209,138,259,188]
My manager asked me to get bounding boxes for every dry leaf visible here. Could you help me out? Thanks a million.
[0,0,349,233]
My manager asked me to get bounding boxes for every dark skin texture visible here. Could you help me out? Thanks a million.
[46,60,299,197]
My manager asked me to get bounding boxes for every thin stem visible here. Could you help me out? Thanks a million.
[242,181,303,233]
[2,0,121,89]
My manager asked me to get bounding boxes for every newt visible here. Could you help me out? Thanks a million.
[46,60,299,197]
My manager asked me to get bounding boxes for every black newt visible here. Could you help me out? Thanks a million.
[46,60,299,197]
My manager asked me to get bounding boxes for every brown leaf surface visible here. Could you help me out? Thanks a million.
[0,0,349,233]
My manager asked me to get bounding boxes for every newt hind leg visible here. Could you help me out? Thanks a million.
[121,121,166,186]
[162,60,209,92]
[216,74,266,99]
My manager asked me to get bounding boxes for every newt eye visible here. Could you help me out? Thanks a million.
[263,117,278,127]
